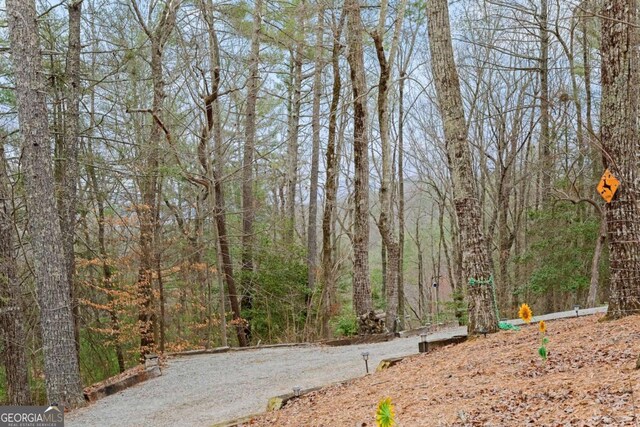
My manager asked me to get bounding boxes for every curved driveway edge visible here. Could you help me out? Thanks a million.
[66,306,606,427]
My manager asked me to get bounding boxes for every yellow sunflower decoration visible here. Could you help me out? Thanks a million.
[518,303,533,323]
[376,397,396,427]
[538,320,546,334]
[538,319,549,361]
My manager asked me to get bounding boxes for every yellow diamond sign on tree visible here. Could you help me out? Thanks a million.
[597,169,619,203]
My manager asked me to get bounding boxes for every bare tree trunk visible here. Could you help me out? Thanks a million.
[200,0,247,347]
[496,158,515,311]
[372,0,406,332]
[0,143,31,405]
[307,1,324,309]
[600,0,640,318]
[59,0,83,357]
[397,69,406,330]
[285,11,304,243]
[587,214,606,307]
[155,191,165,353]
[285,56,295,241]
[581,2,599,183]
[426,0,499,336]
[538,0,552,205]
[372,33,399,329]
[345,0,373,326]
[7,0,85,407]
[415,218,425,321]
[241,0,263,344]
[320,10,344,338]
[562,5,588,208]
[381,243,387,297]
[131,0,181,360]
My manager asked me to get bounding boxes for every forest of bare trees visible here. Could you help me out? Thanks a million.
[1,0,639,407]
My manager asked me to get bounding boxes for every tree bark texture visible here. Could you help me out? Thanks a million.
[588,215,606,307]
[426,0,499,335]
[538,0,552,205]
[200,0,247,346]
[320,10,344,338]
[345,0,373,323]
[397,69,406,330]
[600,0,640,318]
[0,143,31,405]
[59,0,83,356]
[241,0,263,344]
[285,9,304,243]
[6,0,85,407]
[307,1,324,307]
[372,0,406,332]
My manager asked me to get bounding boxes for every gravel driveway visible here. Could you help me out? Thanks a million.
[66,338,421,427]
[66,307,605,427]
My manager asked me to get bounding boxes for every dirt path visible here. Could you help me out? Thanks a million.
[66,307,606,427]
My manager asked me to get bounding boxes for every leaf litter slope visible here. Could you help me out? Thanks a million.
[247,314,640,426]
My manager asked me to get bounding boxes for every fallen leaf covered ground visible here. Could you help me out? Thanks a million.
[244,314,640,426]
